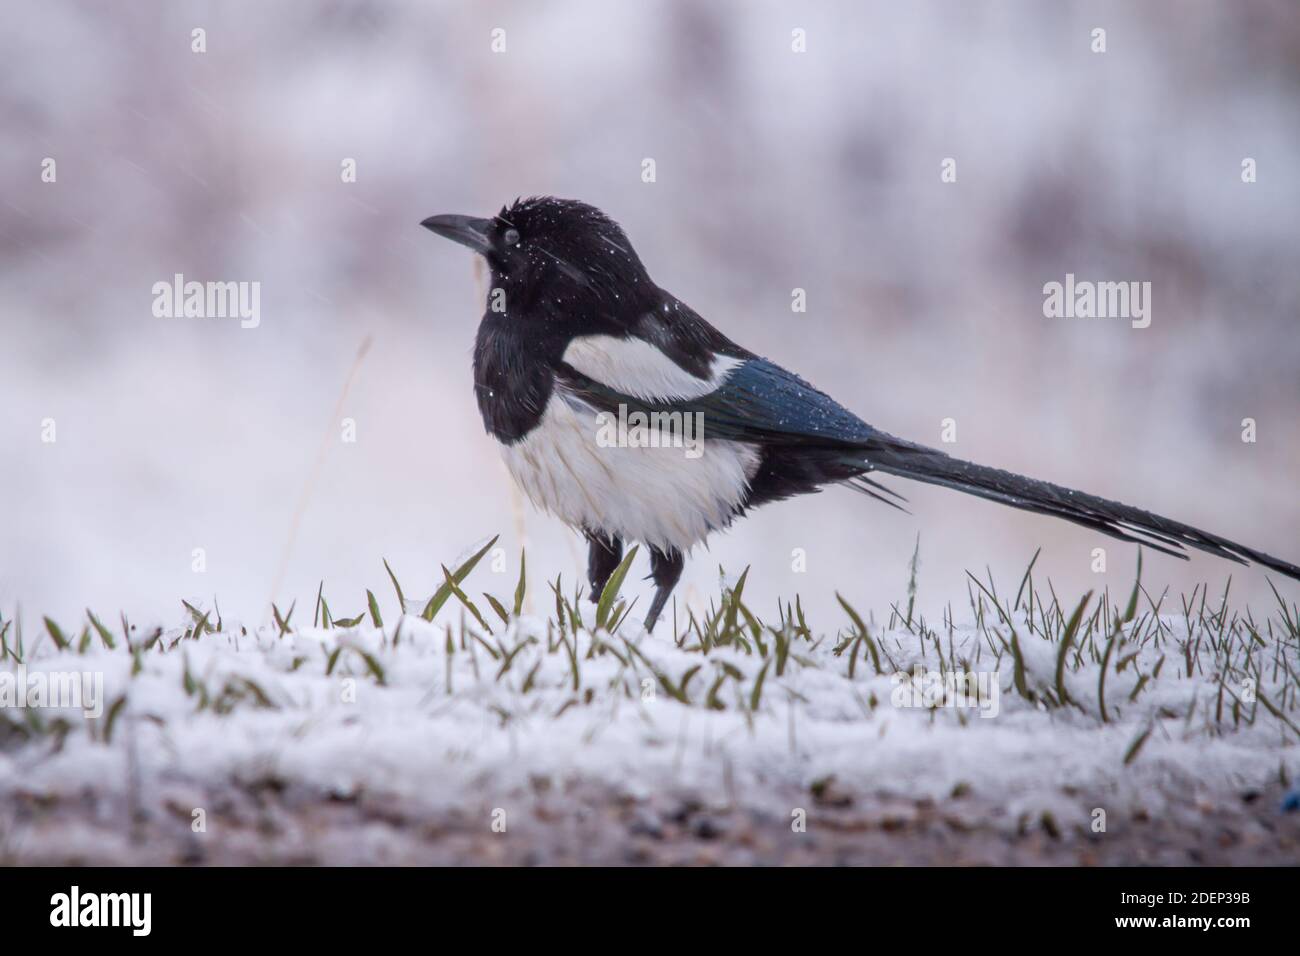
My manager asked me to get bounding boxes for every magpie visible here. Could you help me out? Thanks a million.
[422,196,1300,632]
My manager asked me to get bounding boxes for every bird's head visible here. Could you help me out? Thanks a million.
[421,196,654,314]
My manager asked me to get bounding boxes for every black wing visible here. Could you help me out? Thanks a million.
[558,355,903,447]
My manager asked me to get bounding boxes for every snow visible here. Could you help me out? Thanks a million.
[1,599,1296,861]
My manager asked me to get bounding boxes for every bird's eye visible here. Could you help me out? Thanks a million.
[503,228,520,247]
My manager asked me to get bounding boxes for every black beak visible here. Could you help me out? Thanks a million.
[420,214,493,255]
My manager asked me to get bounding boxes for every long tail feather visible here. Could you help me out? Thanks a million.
[851,440,1300,582]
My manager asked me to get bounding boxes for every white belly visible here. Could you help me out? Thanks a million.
[499,390,760,553]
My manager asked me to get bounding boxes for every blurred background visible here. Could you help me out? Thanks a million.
[2,0,1297,631]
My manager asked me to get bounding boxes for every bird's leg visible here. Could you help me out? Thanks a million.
[644,547,685,633]
[585,531,624,603]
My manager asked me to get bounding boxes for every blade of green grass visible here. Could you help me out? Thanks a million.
[44,617,69,652]
[422,535,500,621]
[1054,590,1092,708]
[513,549,527,617]
[383,558,406,615]
[86,610,117,650]
[596,545,639,631]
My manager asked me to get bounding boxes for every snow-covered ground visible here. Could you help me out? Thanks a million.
[2,554,1297,864]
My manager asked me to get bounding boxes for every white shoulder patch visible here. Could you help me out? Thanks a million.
[562,334,743,402]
